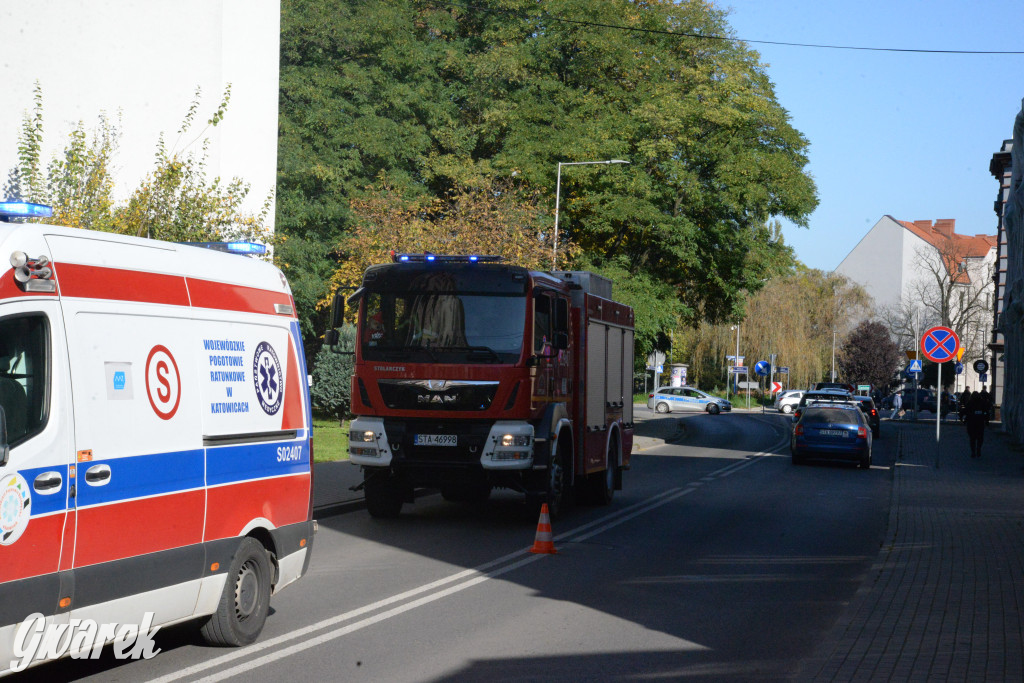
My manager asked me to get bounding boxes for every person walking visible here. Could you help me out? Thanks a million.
[891,391,902,420]
[965,389,989,458]
[959,387,972,423]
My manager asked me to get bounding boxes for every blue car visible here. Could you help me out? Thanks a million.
[647,386,731,415]
[791,405,872,468]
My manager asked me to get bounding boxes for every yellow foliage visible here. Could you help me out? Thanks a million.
[321,178,577,314]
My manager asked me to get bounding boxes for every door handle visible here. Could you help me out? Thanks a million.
[84,464,111,485]
[33,471,63,493]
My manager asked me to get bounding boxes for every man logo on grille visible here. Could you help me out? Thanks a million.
[253,342,283,415]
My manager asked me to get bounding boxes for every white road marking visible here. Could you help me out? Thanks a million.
[152,437,784,682]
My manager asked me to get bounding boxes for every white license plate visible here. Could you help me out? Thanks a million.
[819,429,848,437]
[414,434,457,447]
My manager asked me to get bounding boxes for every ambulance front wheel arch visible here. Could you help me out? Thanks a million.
[201,536,273,647]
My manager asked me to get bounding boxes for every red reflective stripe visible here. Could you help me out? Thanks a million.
[55,263,190,305]
[73,490,205,567]
[205,474,311,539]
[0,270,57,301]
[187,277,295,317]
[0,514,65,583]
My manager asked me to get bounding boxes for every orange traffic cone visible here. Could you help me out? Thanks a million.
[529,503,558,554]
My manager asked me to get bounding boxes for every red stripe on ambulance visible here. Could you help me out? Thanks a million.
[0,514,66,583]
[72,490,205,568]
[55,263,190,305]
[204,474,311,540]
[281,336,305,431]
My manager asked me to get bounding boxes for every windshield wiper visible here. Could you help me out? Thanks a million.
[373,344,438,362]
[433,345,501,361]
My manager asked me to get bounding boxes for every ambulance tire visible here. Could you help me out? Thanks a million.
[201,537,272,647]
[365,473,405,518]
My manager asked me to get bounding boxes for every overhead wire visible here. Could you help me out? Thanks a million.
[436,1,1024,55]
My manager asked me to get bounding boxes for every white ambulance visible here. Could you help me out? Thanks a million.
[0,203,315,672]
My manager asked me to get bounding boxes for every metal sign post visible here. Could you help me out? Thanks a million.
[921,326,961,469]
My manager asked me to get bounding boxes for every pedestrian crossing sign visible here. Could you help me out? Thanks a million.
[907,359,922,373]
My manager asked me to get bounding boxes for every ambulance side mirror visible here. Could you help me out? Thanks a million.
[0,405,9,467]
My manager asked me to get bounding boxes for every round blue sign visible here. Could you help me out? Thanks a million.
[754,360,770,376]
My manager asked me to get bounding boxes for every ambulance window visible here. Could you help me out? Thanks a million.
[0,315,48,446]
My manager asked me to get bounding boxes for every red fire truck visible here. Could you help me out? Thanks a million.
[326,253,635,518]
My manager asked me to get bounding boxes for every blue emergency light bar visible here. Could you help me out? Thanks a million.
[184,241,268,256]
[0,202,53,221]
[391,252,502,264]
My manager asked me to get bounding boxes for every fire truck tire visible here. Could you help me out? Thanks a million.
[530,443,567,520]
[365,474,406,518]
[201,537,272,647]
[585,437,617,505]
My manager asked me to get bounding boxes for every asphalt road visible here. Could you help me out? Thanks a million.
[26,409,897,682]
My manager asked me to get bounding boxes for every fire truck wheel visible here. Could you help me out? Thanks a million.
[365,473,405,518]
[549,450,567,518]
[655,402,670,414]
[585,438,617,505]
[201,537,272,647]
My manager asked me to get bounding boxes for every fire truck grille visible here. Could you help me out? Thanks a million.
[378,380,498,412]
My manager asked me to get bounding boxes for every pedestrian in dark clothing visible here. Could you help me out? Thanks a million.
[979,386,991,424]
[959,388,972,423]
[965,390,989,458]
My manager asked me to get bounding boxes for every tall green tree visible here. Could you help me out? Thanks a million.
[278,0,817,338]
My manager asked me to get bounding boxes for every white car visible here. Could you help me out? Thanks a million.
[647,386,732,414]
[775,389,805,414]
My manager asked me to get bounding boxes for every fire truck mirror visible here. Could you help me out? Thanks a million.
[552,331,569,351]
[330,291,346,329]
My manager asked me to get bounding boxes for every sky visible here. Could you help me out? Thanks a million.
[721,0,1023,272]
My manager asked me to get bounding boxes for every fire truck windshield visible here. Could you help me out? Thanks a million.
[361,291,526,363]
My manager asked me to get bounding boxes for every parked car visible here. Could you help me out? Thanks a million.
[774,389,805,414]
[791,404,872,468]
[851,395,881,438]
[648,386,732,414]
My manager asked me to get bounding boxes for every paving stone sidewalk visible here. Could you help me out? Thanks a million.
[799,422,1024,681]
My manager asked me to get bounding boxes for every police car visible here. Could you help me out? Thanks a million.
[647,386,732,414]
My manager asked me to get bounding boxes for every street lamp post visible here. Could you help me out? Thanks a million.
[831,330,837,382]
[729,324,740,402]
[553,159,629,270]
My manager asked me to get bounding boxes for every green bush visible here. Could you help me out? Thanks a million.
[310,326,355,419]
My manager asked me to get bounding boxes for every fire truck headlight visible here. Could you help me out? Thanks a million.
[501,434,532,447]
[350,445,380,457]
[351,430,375,442]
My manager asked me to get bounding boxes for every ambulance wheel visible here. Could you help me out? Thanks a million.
[201,537,272,647]
[585,436,617,506]
[365,472,405,518]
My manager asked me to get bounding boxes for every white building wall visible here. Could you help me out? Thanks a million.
[834,216,906,310]
[0,0,280,230]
